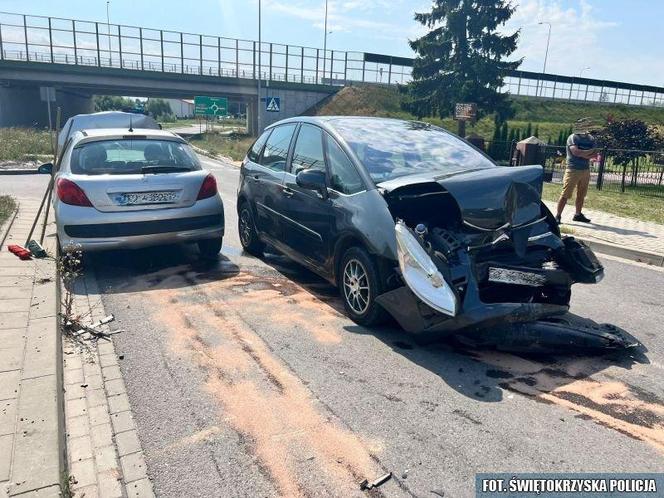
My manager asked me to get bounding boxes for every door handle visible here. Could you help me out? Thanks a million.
[282,187,295,197]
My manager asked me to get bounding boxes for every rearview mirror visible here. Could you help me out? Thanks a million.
[38,163,53,175]
[296,169,327,197]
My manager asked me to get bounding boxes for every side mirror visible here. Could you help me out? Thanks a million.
[38,163,53,175]
[296,169,327,197]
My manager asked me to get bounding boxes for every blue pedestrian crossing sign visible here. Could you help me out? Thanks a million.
[265,97,280,112]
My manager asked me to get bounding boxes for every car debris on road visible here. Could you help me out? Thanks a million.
[359,472,392,491]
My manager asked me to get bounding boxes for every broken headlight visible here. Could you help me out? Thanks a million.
[395,221,458,317]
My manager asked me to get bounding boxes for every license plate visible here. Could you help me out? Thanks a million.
[488,267,546,287]
[115,191,178,205]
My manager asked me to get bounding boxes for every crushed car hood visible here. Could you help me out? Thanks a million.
[379,165,544,230]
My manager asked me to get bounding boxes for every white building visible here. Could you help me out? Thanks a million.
[162,98,195,118]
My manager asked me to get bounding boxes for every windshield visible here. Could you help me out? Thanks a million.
[329,118,496,183]
[70,139,201,175]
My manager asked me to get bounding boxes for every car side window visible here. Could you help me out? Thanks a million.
[291,124,326,175]
[325,135,365,195]
[259,124,296,172]
[247,129,271,163]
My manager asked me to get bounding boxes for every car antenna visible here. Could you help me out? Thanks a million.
[129,115,133,133]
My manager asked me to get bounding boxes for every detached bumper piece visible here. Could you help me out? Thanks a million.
[381,221,633,351]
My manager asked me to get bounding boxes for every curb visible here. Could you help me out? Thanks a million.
[0,200,20,249]
[575,235,664,267]
[0,169,39,175]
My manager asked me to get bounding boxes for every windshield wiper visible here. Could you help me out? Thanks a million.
[141,165,191,174]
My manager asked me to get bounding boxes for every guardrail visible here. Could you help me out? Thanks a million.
[1,11,663,108]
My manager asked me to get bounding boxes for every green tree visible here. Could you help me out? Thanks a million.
[401,0,522,121]
[595,119,662,165]
[145,98,173,119]
[525,122,532,137]
[93,95,135,112]
[534,125,539,138]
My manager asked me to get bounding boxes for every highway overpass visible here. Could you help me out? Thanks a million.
[1,11,663,132]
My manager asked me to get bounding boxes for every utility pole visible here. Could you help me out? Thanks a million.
[322,0,328,83]
[257,0,262,134]
[106,1,111,65]
[538,21,551,97]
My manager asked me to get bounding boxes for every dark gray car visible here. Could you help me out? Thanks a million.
[236,116,637,350]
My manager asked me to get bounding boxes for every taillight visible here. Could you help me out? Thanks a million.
[56,178,93,207]
[197,174,217,200]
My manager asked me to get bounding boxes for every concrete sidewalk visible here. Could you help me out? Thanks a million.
[544,201,664,266]
[0,197,63,497]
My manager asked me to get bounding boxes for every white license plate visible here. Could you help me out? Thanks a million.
[116,191,178,205]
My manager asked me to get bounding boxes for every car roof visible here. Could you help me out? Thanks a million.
[68,128,185,148]
[267,115,413,129]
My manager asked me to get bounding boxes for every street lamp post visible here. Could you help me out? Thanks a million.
[257,0,262,134]
[538,21,551,97]
[106,1,111,66]
[322,0,328,84]
[578,66,590,100]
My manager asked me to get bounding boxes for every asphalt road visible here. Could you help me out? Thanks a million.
[72,156,664,498]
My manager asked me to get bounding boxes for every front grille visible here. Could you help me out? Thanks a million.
[64,214,223,238]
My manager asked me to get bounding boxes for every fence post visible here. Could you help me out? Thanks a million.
[217,37,221,76]
[285,45,288,82]
[199,34,203,75]
[621,163,627,193]
[300,47,304,83]
[139,27,144,70]
[252,41,256,79]
[596,147,607,190]
[388,59,392,85]
[23,15,29,62]
[118,25,123,68]
[235,39,239,77]
[72,20,78,64]
[361,58,365,82]
[269,43,272,80]
[330,49,334,82]
[315,48,319,84]
[48,17,53,63]
[344,52,347,84]
[179,32,184,73]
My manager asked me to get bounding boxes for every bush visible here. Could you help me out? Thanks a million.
[0,128,52,161]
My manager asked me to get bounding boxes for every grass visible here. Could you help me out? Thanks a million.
[542,182,664,224]
[189,132,254,162]
[0,128,53,161]
[310,85,664,143]
[0,195,17,228]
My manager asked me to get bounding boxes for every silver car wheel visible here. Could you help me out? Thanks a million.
[239,208,252,247]
[343,258,370,315]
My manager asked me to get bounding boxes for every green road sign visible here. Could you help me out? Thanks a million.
[194,96,228,117]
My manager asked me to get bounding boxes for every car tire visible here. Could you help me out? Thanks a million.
[238,202,264,256]
[198,237,222,258]
[339,246,388,327]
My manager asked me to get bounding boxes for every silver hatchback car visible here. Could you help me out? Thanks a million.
[45,128,224,256]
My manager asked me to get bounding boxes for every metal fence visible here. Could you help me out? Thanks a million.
[539,145,664,198]
[1,11,663,108]
[0,12,412,86]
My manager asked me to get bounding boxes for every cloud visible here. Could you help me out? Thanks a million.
[262,0,410,36]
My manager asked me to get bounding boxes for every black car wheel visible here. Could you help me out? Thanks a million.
[238,202,264,256]
[198,237,222,258]
[339,246,387,326]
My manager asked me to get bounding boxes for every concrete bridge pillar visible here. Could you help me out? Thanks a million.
[0,86,93,128]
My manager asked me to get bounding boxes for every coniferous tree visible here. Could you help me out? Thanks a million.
[402,0,522,121]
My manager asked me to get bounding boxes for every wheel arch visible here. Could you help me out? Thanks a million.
[332,232,396,289]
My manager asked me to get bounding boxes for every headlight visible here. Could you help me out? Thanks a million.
[395,221,458,316]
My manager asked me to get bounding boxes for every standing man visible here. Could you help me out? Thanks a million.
[555,118,597,224]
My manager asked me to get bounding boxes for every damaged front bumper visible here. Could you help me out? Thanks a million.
[378,221,635,350]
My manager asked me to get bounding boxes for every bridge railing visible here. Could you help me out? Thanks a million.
[0,12,414,87]
[1,11,663,108]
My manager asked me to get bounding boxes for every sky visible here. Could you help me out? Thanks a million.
[1,0,661,87]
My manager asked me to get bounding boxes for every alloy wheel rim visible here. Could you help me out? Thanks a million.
[239,209,252,246]
[343,258,370,314]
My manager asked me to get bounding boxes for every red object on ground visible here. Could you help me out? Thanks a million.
[7,244,32,260]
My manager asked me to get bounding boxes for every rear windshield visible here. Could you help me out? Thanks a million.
[70,139,201,175]
[329,118,496,183]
